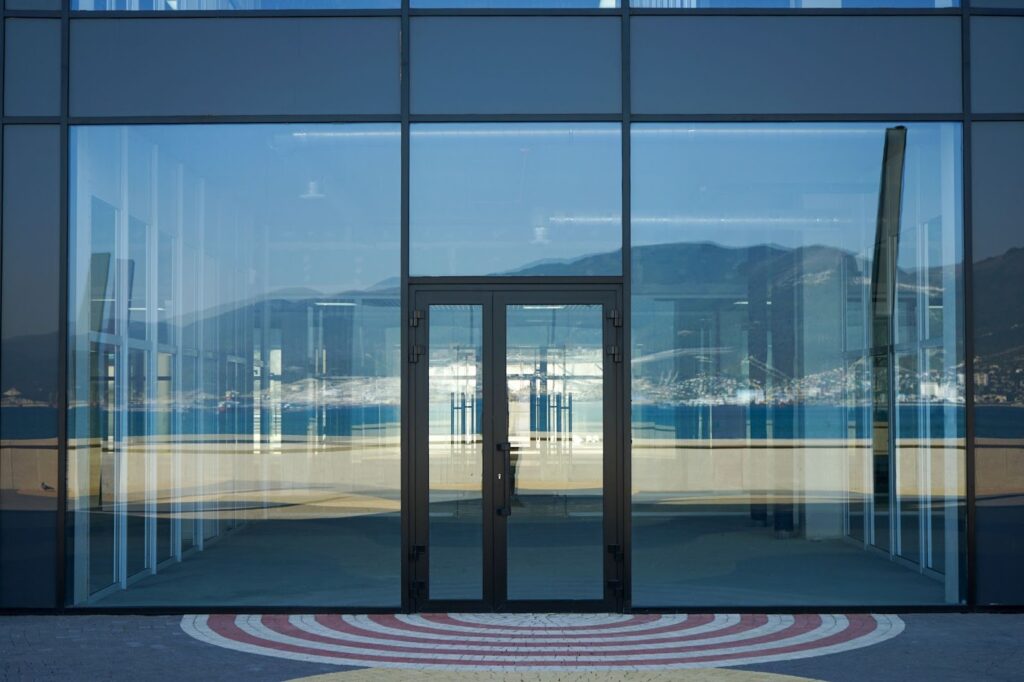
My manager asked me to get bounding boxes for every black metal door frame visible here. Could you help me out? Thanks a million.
[408,282,625,613]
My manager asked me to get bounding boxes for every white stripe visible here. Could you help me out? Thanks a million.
[235,615,833,663]
[341,613,736,643]
[392,612,691,636]
[179,613,905,671]
[291,614,785,653]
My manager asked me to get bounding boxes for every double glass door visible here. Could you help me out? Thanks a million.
[410,287,623,611]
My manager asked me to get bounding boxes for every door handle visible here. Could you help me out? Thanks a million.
[496,442,513,517]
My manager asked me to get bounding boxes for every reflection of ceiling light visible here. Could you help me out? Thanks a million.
[522,305,566,310]
[531,225,550,245]
[315,301,356,307]
[300,181,325,199]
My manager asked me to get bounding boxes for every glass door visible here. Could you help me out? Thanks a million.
[410,287,622,611]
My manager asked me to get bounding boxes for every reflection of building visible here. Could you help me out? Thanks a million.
[1,0,1022,612]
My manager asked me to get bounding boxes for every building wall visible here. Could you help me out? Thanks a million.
[0,0,1022,609]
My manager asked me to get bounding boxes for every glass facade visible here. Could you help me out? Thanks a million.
[630,1,958,6]
[410,123,622,277]
[631,123,965,605]
[1,0,1020,612]
[73,1,400,9]
[66,124,401,606]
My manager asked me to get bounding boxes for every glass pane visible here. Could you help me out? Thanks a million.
[972,122,1024,604]
[631,122,965,606]
[67,124,401,607]
[73,1,399,9]
[428,305,484,601]
[410,123,622,277]
[414,0,618,6]
[506,304,604,600]
[630,1,957,7]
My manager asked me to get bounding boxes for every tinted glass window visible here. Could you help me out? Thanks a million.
[411,17,621,116]
[413,0,618,6]
[630,1,957,6]
[71,19,400,118]
[631,123,965,606]
[1,125,61,609]
[410,123,622,277]
[3,19,61,117]
[67,124,402,607]
[970,17,1024,115]
[74,1,399,9]
[631,16,962,115]
[972,122,1024,605]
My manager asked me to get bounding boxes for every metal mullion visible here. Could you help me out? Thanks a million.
[56,0,72,610]
[69,9,403,19]
[629,7,963,16]
[620,0,632,612]
[491,291,508,609]
[482,293,496,609]
[961,0,977,607]
[409,8,621,16]
[67,115,401,125]
[410,113,622,123]
[630,113,967,122]
[400,0,412,614]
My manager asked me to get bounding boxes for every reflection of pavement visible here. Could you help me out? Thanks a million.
[183,613,901,670]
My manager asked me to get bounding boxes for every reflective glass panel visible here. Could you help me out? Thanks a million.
[631,123,965,606]
[630,1,957,7]
[410,123,622,277]
[67,124,401,607]
[427,305,484,601]
[73,1,399,9]
[1,125,61,608]
[972,122,1024,605]
[506,304,605,600]
[413,1,618,6]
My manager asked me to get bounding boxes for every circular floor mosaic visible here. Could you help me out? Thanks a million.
[180,613,904,671]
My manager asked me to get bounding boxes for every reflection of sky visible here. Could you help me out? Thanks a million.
[632,123,962,267]
[73,1,399,9]
[71,124,400,320]
[410,123,622,276]
[74,0,956,6]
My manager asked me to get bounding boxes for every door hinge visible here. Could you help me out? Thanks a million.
[409,309,425,327]
[410,544,426,561]
[606,345,622,363]
[606,579,624,595]
[607,309,623,328]
[607,544,624,562]
[410,579,427,601]
[409,344,424,363]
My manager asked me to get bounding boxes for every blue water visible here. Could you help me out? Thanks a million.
[2,403,1020,441]
[632,403,971,440]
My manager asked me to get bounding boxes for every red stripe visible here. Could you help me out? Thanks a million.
[203,613,858,664]
[300,613,770,650]
[421,613,661,631]
[359,613,718,640]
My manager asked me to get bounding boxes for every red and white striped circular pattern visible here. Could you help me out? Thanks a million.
[181,613,903,670]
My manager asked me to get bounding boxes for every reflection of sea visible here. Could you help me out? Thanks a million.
[634,404,972,440]
[8,403,1023,441]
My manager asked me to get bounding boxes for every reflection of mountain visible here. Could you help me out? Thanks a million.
[1,332,58,405]
[973,247,1024,405]
[516,240,963,407]
[974,247,1024,359]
